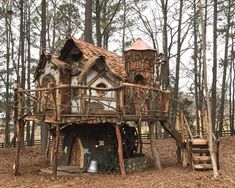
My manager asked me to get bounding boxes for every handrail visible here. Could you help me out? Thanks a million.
[14,83,171,122]
[15,83,170,93]
[122,82,170,93]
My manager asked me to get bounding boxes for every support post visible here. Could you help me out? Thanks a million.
[13,119,22,176]
[216,139,220,170]
[149,122,162,169]
[188,140,193,170]
[46,128,51,159]
[52,125,60,179]
[137,121,143,154]
[115,123,126,176]
[178,112,184,164]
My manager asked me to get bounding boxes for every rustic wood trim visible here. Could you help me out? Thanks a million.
[119,88,124,114]
[56,88,62,122]
[102,73,116,87]
[87,69,106,86]
[122,83,170,93]
[52,89,58,121]
[17,83,169,93]
[82,96,116,101]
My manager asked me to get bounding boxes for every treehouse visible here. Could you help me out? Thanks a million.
[13,38,182,177]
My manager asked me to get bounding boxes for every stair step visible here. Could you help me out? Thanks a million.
[192,138,208,146]
[193,156,211,162]
[193,164,213,170]
[192,148,209,154]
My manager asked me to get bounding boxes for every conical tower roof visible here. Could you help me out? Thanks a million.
[125,38,156,52]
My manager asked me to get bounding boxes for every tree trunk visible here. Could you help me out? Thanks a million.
[199,0,219,178]
[41,121,49,154]
[230,36,234,136]
[121,0,126,55]
[172,0,183,127]
[160,0,169,89]
[95,0,102,47]
[4,1,11,148]
[211,0,217,134]
[26,0,31,146]
[40,0,48,154]
[19,0,26,148]
[193,0,200,135]
[149,122,162,169]
[40,0,47,53]
[52,125,60,179]
[218,0,231,136]
[51,0,57,52]
[84,0,93,44]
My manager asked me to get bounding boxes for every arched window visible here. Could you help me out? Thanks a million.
[134,74,145,85]
[96,82,107,96]
[42,74,56,87]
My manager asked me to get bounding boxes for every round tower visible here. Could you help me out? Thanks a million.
[124,38,157,86]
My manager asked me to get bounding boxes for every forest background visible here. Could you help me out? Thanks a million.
[0,0,234,147]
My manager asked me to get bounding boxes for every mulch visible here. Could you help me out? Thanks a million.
[0,137,234,188]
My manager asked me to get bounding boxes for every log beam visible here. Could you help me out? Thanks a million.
[115,123,126,176]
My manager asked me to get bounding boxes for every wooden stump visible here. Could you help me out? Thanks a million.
[115,123,126,176]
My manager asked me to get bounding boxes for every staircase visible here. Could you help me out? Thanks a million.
[160,118,220,171]
[190,138,213,170]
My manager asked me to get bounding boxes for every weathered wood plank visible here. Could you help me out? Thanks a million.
[193,164,213,170]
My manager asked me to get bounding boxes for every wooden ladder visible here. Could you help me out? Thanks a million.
[189,138,217,170]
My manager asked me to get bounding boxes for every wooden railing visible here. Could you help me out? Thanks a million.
[14,83,170,123]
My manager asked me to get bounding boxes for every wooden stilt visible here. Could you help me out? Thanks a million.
[188,141,193,170]
[52,125,60,179]
[115,123,126,176]
[178,112,184,164]
[13,119,22,176]
[46,129,51,160]
[50,131,55,166]
[181,144,188,167]
[216,140,220,170]
[149,122,162,169]
[137,122,143,154]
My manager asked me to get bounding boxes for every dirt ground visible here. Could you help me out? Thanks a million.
[0,137,234,188]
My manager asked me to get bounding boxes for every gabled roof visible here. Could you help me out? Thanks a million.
[72,38,127,81]
[50,55,71,70]
[34,52,70,81]
[125,38,156,52]
[77,56,102,84]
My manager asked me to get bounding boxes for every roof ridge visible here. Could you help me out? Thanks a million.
[72,38,121,58]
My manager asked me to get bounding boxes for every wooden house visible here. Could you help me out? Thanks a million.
[13,38,182,177]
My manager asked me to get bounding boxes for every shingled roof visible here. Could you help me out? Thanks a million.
[72,38,127,81]
[34,53,71,81]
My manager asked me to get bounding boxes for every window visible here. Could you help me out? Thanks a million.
[96,82,107,96]
[134,74,145,85]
